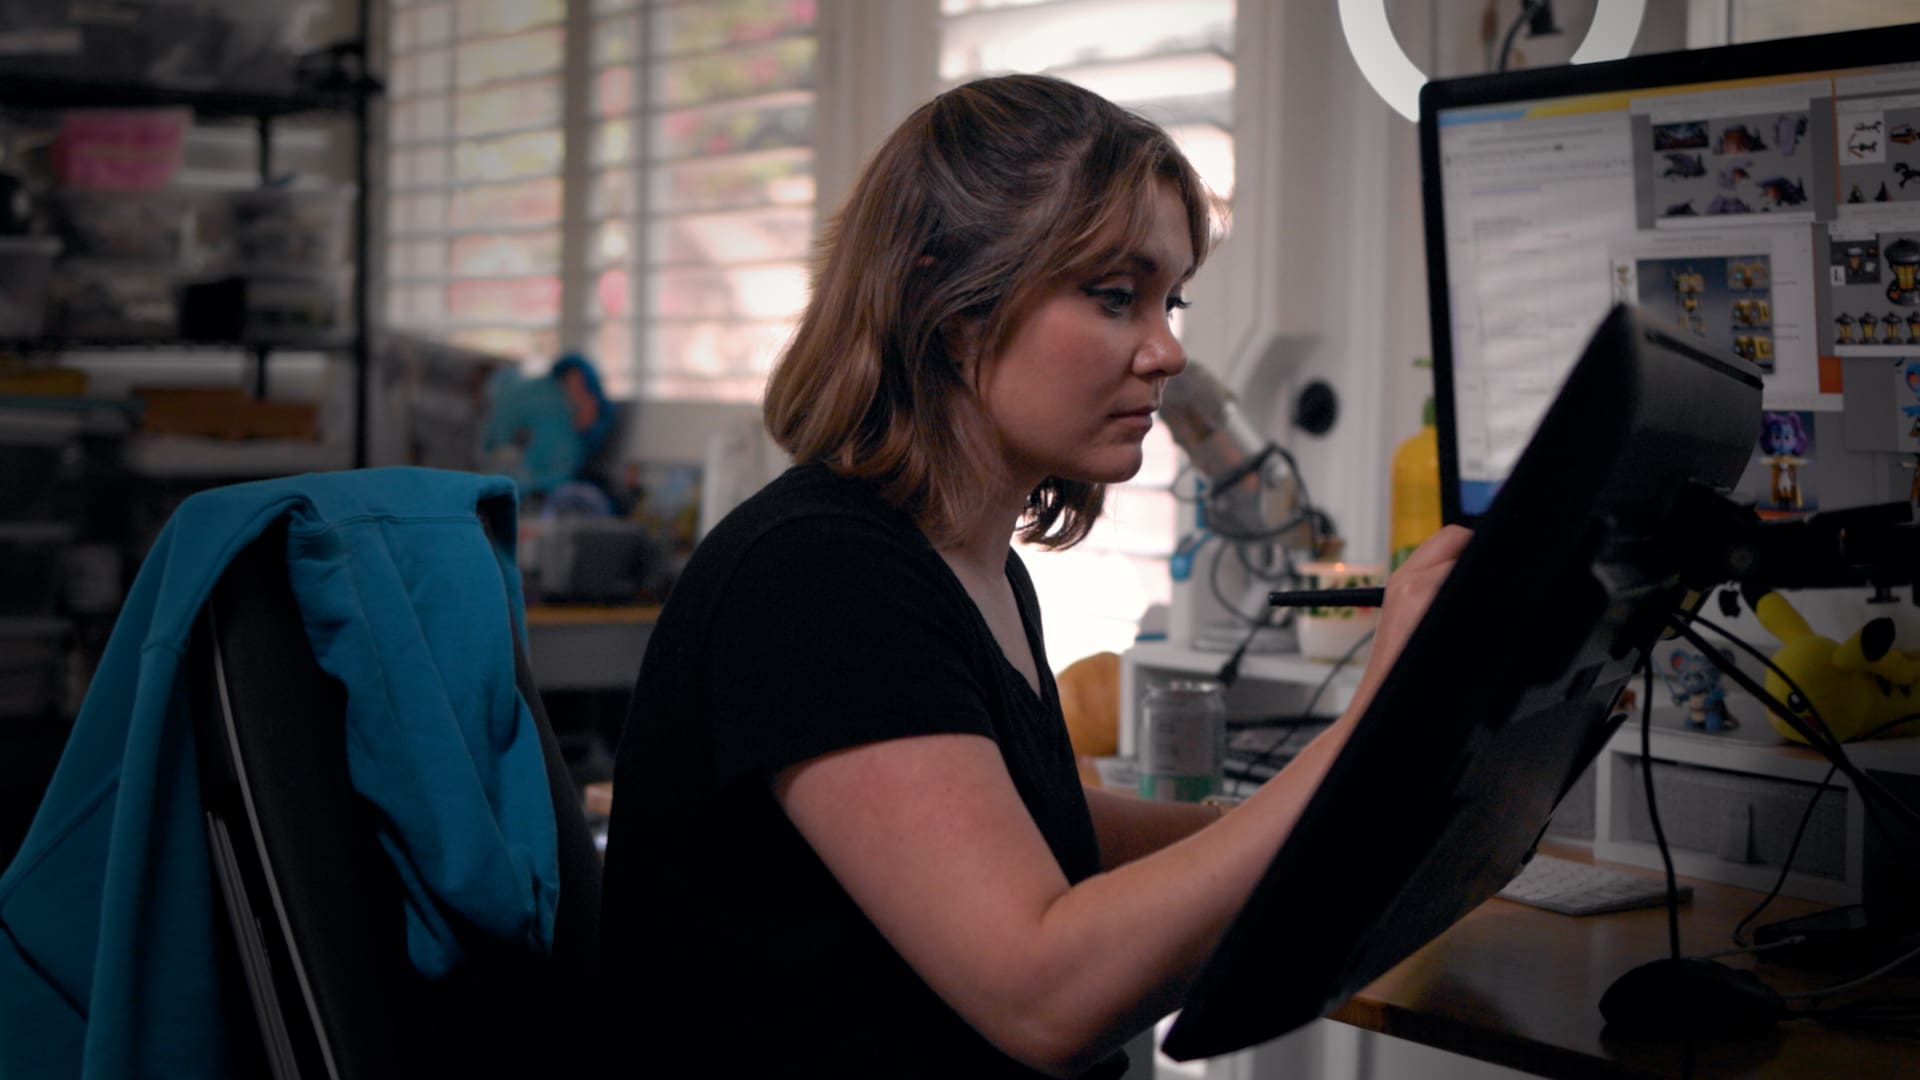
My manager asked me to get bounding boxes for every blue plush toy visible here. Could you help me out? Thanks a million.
[1664,648,1738,733]
[481,352,613,498]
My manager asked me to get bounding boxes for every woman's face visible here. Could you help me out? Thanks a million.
[974,182,1193,494]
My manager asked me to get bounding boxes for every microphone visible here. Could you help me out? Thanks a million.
[1160,362,1290,538]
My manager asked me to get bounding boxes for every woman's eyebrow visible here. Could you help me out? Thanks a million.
[1097,251,1195,283]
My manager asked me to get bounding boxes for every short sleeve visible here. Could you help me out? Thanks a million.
[705,512,997,779]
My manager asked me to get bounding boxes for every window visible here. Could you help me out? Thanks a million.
[937,0,1237,671]
[624,0,819,401]
[386,0,568,363]
[1727,0,1917,43]
[385,0,819,399]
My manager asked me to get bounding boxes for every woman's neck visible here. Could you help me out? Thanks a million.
[936,475,1032,579]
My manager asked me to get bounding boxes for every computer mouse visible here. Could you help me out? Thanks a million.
[1599,957,1788,1036]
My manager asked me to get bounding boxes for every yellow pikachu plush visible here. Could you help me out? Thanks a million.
[1747,588,1920,744]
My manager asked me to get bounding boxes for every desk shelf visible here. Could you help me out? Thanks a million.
[1592,726,1920,907]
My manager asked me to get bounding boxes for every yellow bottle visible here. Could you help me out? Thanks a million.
[1389,393,1441,572]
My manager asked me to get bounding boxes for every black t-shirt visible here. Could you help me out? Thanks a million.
[601,463,1121,1078]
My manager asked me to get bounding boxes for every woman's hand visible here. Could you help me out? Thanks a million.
[1347,525,1473,718]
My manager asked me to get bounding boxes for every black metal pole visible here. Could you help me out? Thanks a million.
[352,0,374,469]
[254,115,274,398]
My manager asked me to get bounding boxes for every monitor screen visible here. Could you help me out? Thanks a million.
[1160,303,1761,1061]
[1423,21,1920,524]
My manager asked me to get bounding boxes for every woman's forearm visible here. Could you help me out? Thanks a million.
[1014,711,1363,1071]
[1082,786,1221,869]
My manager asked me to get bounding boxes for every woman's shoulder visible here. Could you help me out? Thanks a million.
[711,461,914,547]
[673,462,939,598]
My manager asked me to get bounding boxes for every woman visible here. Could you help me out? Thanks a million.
[600,73,1468,1078]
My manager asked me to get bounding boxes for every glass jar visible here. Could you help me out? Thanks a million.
[1138,678,1227,802]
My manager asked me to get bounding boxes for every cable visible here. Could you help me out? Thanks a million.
[1666,609,1920,951]
[1235,629,1372,782]
[1269,443,1321,558]
[1195,442,1323,552]
[1665,615,1920,836]
[1233,532,1296,585]
[1206,539,1272,628]
[1674,610,1841,757]
[1694,935,1810,962]
[1638,661,1684,961]
[1785,936,1920,1002]
[1673,611,1896,842]
[1216,606,1278,688]
[1731,762,1840,949]
[1495,0,1545,72]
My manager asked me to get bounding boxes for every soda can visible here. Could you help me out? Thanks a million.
[1138,678,1226,802]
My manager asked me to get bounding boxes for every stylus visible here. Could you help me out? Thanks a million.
[1267,587,1386,608]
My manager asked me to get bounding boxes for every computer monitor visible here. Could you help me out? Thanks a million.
[1422,21,1920,527]
[1159,303,1762,1060]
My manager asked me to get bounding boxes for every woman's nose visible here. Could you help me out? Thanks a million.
[1138,317,1187,378]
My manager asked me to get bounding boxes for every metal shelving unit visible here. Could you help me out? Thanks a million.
[0,35,384,468]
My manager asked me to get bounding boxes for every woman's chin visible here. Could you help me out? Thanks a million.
[1064,454,1144,486]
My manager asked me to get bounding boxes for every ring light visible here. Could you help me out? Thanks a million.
[1338,0,1647,123]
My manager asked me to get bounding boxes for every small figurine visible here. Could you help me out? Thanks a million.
[1903,360,1920,437]
[1757,411,1808,511]
[1665,648,1738,733]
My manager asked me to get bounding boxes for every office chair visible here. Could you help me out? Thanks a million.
[189,520,607,1078]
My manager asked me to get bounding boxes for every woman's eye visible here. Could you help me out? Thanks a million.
[1087,287,1135,314]
[1167,295,1192,313]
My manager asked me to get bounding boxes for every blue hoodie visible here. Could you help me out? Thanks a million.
[0,468,559,1078]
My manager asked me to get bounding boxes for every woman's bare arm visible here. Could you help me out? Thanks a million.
[1082,787,1218,869]
[774,526,1471,1076]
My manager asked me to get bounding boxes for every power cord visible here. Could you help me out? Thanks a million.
[1645,605,1920,1027]
[1664,614,1920,837]
[1495,0,1556,73]
[1732,762,1840,950]
[1232,628,1372,781]
[1783,938,1920,1003]
[1637,660,1685,961]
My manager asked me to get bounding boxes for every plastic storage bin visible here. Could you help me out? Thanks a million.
[47,260,182,339]
[0,3,323,95]
[0,237,61,337]
[226,187,353,265]
[242,267,353,344]
[51,109,191,190]
[49,189,202,262]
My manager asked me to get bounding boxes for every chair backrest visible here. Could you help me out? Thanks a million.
[190,520,606,1079]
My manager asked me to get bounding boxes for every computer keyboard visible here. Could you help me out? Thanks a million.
[1221,721,1330,796]
[1497,853,1691,916]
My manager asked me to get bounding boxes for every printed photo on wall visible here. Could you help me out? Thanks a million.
[1824,227,1920,354]
[1634,253,1775,371]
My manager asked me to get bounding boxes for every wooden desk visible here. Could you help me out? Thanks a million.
[524,603,659,693]
[1331,845,1918,1079]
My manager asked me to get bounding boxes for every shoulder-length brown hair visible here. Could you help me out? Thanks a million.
[763,73,1219,549]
